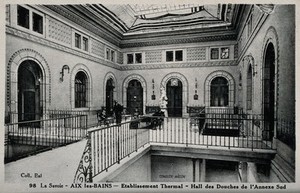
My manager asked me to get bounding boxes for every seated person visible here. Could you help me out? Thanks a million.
[97,108,109,126]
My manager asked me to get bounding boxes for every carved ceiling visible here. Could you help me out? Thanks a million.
[43,4,242,48]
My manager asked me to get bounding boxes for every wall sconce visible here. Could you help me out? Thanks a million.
[60,65,70,82]
[194,78,198,100]
[151,79,156,100]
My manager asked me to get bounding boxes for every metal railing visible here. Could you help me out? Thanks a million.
[4,114,87,163]
[74,119,149,183]
[149,113,272,150]
[277,118,295,150]
[74,112,276,183]
[6,110,134,129]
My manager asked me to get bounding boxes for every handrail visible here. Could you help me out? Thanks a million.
[5,115,86,126]
[74,113,277,183]
[5,114,88,163]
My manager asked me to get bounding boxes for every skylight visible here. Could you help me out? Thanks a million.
[130,4,206,19]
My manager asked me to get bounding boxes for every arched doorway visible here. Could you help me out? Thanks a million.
[75,71,88,108]
[18,60,43,122]
[210,77,229,107]
[263,43,276,140]
[106,78,114,116]
[167,78,182,117]
[127,79,143,115]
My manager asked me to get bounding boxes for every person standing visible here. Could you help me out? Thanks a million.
[113,101,123,124]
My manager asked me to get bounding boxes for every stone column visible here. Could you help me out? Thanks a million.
[200,159,206,182]
[247,162,259,182]
[194,159,200,182]
[239,162,248,182]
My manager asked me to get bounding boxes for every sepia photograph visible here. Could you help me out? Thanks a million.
[1,0,297,192]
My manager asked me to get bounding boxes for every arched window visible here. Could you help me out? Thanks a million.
[238,73,242,107]
[18,60,43,122]
[247,65,253,110]
[75,71,87,108]
[210,77,228,106]
[106,78,115,116]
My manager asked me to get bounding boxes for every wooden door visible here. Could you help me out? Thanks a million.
[167,79,182,117]
[127,80,143,115]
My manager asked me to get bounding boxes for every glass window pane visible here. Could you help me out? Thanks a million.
[166,51,173,62]
[210,77,228,106]
[75,33,81,48]
[175,50,183,61]
[211,48,219,60]
[127,54,133,64]
[75,72,87,108]
[83,37,88,51]
[106,48,110,60]
[33,12,43,34]
[135,53,142,63]
[17,6,29,29]
[111,50,115,62]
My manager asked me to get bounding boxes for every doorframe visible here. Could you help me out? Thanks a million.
[204,70,235,107]
[166,78,183,117]
[126,79,144,115]
[161,72,188,117]
[103,72,117,108]
[18,62,42,121]
[261,26,279,140]
[7,49,50,123]
[123,74,147,115]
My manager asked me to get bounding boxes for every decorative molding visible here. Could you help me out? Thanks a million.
[103,72,117,106]
[187,47,206,61]
[6,26,237,73]
[91,38,105,58]
[242,54,256,76]
[160,72,189,116]
[6,5,10,24]
[48,16,72,45]
[261,26,280,122]
[6,26,121,70]
[7,48,51,113]
[121,34,237,48]
[70,64,93,109]
[120,60,237,71]
[122,74,147,114]
[44,5,122,46]
[73,136,93,183]
[204,70,235,107]
[237,8,267,63]
[145,50,162,64]
[234,44,239,59]
[117,50,123,64]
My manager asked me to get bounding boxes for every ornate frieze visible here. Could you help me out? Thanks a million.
[91,38,105,58]
[6,5,10,23]
[6,26,120,70]
[187,47,206,61]
[234,44,239,59]
[121,34,237,48]
[117,51,123,64]
[120,60,237,71]
[145,50,162,64]
[44,5,122,46]
[48,17,72,45]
